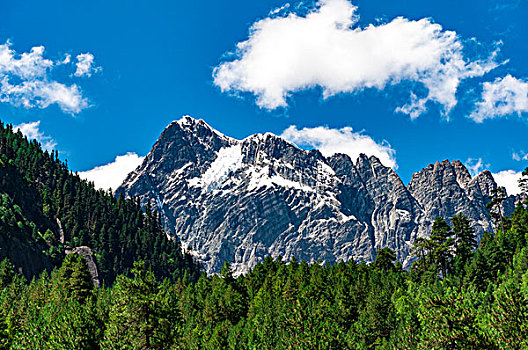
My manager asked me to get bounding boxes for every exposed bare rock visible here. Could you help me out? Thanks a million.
[117,116,517,275]
[408,160,494,239]
[57,218,65,245]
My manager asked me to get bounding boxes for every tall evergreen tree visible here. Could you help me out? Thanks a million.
[487,186,508,234]
[59,254,94,303]
[374,248,397,272]
[103,261,174,350]
[519,167,528,197]
[411,217,455,279]
[451,214,477,275]
[430,217,455,279]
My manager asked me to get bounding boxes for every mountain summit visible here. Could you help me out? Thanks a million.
[117,117,510,275]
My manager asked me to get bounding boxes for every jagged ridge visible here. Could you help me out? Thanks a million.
[117,116,517,275]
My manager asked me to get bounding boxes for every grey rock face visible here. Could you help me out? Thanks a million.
[408,160,493,236]
[117,116,514,275]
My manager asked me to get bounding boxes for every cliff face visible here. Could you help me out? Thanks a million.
[408,160,494,235]
[117,116,514,275]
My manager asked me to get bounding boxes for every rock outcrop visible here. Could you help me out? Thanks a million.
[117,116,518,275]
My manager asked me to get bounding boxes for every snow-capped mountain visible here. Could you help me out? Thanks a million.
[116,116,514,275]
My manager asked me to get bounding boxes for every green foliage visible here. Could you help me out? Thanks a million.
[451,214,477,279]
[56,254,94,303]
[484,272,528,349]
[103,262,176,349]
[487,186,508,234]
[412,217,455,280]
[0,121,200,285]
[0,260,15,290]
[374,248,397,272]
[519,167,528,196]
[416,286,492,349]
[0,202,527,348]
[0,197,525,349]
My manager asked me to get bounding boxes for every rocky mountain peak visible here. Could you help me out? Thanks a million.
[470,170,497,198]
[409,159,471,192]
[452,160,473,188]
[117,119,514,275]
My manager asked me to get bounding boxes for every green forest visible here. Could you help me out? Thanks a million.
[0,121,200,285]
[1,120,528,349]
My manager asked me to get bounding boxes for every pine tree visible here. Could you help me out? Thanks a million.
[69,255,94,303]
[103,261,174,350]
[57,254,93,303]
[412,217,455,279]
[411,236,435,273]
[487,186,508,234]
[374,248,397,272]
[430,217,455,279]
[519,167,528,196]
[451,214,477,275]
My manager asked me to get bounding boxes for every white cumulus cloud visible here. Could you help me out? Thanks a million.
[78,153,144,191]
[74,53,100,77]
[281,125,397,168]
[13,121,57,151]
[0,41,93,114]
[213,0,498,118]
[469,74,528,122]
[492,169,523,196]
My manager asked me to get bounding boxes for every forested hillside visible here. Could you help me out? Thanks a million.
[0,171,527,348]
[0,121,200,284]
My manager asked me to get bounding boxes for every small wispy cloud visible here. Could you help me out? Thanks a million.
[0,40,98,114]
[13,121,57,151]
[512,150,528,161]
[490,0,520,12]
[465,158,487,177]
[74,53,101,77]
[213,0,499,119]
[281,125,397,168]
[469,74,528,123]
[61,54,71,65]
[78,153,144,191]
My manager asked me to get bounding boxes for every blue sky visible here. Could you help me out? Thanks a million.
[1,0,527,193]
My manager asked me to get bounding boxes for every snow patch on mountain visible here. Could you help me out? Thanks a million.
[188,144,243,191]
[245,166,315,192]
